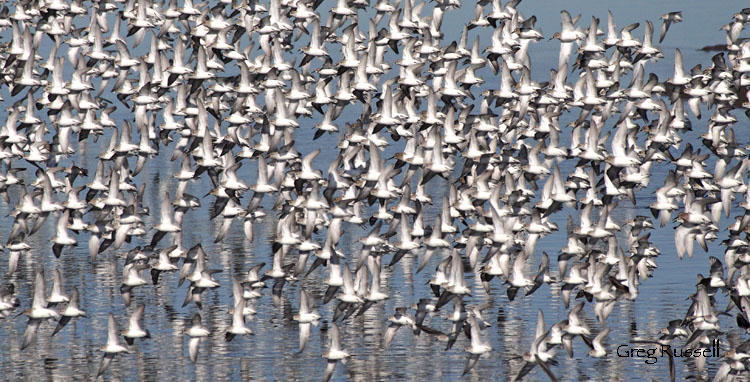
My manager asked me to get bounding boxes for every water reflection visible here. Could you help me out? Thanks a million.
[1,1,750,381]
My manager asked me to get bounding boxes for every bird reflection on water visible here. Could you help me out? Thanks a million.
[2,0,750,382]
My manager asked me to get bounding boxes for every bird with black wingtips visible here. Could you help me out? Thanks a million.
[22,269,60,350]
[462,312,493,375]
[52,287,85,337]
[122,304,150,345]
[97,313,131,378]
[225,296,253,342]
[514,309,558,381]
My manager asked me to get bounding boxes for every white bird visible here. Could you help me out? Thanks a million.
[323,323,350,382]
[97,313,131,378]
[462,314,493,375]
[225,297,253,342]
[586,328,610,357]
[186,313,210,363]
[294,288,320,352]
[22,270,61,349]
[122,304,150,345]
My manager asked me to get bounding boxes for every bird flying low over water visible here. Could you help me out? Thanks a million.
[2,0,750,381]
[186,313,210,363]
[22,270,60,350]
[97,313,131,378]
[323,322,349,382]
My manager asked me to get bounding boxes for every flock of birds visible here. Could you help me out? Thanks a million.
[1,0,750,380]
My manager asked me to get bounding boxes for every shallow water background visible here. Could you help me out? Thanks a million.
[0,1,749,381]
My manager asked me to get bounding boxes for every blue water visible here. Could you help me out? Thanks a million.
[0,1,748,381]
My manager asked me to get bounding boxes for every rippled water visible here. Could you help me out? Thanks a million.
[1,1,749,381]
